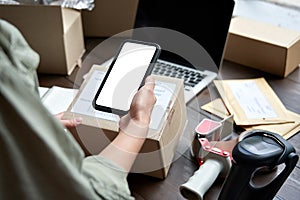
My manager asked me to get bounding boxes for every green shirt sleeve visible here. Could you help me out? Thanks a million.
[83,156,134,200]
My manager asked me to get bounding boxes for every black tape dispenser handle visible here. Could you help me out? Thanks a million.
[218,130,299,200]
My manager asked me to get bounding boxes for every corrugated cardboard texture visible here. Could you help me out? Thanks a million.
[82,0,139,37]
[63,65,187,179]
[225,16,300,77]
[0,5,85,75]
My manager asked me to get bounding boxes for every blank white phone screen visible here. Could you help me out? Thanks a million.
[96,42,157,111]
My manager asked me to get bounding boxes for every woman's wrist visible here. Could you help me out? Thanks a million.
[119,114,150,139]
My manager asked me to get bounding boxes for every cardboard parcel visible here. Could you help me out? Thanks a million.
[0,4,85,75]
[225,16,300,77]
[63,65,187,179]
[81,0,139,37]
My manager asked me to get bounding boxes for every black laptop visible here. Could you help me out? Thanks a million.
[132,0,235,103]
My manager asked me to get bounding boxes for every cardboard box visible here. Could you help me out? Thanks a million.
[0,5,85,75]
[224,16,300,77]
[82,0,139,37]
[63,65,187,179]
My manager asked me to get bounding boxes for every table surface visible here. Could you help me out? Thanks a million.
[38,38,300,200]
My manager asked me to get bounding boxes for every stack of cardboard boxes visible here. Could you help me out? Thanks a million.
[0,0,139,75]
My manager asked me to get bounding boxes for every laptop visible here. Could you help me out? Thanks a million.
[131,0,235,103]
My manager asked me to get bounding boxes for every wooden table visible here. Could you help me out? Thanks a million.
[38,38,300,200]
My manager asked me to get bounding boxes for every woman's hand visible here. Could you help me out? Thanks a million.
[119,76,157,138]
[129,76,156,125]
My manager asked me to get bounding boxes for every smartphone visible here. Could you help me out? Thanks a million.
[92,39,161,115]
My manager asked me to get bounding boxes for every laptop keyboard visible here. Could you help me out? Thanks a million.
[152,61,207,88]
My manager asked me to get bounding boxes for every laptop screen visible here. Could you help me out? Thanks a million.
[133,0,235,70]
